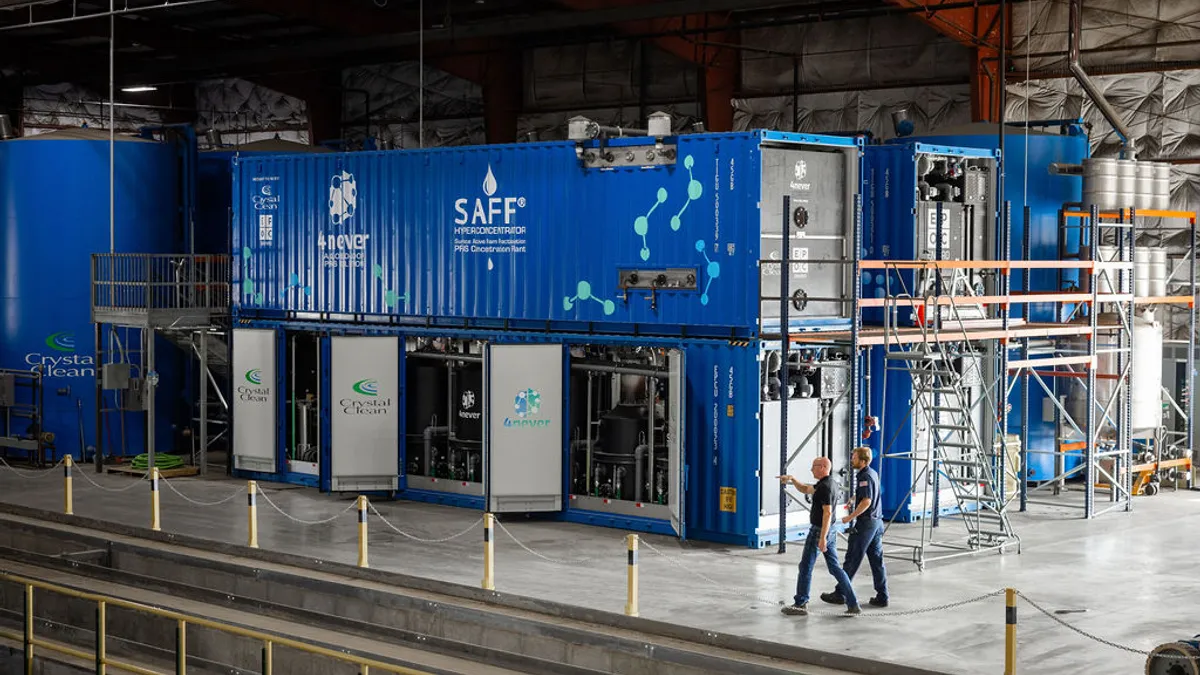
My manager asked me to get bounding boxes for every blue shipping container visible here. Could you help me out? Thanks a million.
[230,320,808,548]
[862,142,1000,326]
[231,132,863,337]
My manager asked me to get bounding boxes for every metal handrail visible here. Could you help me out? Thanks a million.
[92,253,231,314]
[0,570,430,675]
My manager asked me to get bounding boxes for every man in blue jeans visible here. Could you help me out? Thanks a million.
[821,446,889,608]
[777,457,860,617]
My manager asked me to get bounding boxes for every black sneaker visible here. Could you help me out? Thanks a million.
[868,596,889,608]
[780,604,808,616]
[844,605,862,616]
[820,592,845,605]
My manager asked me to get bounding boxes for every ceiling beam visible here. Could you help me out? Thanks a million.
[115,0,797,82]
[884,0,1011,121]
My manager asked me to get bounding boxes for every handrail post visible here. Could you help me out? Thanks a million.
[176,619,187,675]
[96,601,106,675]
[262,640,273,675]
[23,584,33,675]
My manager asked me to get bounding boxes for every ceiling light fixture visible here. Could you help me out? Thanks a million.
[121,85,158,92]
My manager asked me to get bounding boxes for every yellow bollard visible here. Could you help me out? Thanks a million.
[63,455,74,516]
[1005,588,1017,674]
[247,481,259,548]
[625,534,639,617]
[482,513,495,591]
[356,496,368,568]
[150,467,161,532]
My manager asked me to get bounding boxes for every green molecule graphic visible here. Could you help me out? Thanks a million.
[694,239,722,306]
[564,280,616,315]
[635,155,704,259]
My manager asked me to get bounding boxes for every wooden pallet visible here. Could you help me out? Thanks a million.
[106,464,200,479]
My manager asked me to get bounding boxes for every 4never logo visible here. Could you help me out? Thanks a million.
[26,332,94,378]
[329,170,357,225]
[504,387,550,428]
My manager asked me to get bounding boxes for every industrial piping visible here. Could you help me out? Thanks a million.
[1068,0,1133,157]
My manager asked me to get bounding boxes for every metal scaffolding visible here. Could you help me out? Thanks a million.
[770,188,1199,567]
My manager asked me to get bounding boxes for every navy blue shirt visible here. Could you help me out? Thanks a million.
[853,466,882,526]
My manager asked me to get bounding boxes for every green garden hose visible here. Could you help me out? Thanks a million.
[129,453,186,471]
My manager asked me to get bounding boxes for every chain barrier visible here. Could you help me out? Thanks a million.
[492,519,605,565]
[856,589,1006,618]
[368,502,482,544]
[639,538,786,608]
[74,467,149,493]
[258,489,357,526]
[1016,591,1163,657]
[0,456,64,479]
[160,477,245,507]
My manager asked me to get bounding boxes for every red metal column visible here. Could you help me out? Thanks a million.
[885,0,1010,122]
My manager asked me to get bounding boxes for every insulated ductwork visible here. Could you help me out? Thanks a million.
[1068,0,1133,158]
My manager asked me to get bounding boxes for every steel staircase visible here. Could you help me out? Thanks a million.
[881,265,1017,561]
[887,344,1015,546]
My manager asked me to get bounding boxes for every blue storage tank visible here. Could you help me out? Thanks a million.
[230,131,864,337]
[904,123,1089,483]
[0,128,183,461]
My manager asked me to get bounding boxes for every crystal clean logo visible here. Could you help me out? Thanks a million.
[341,378,392,415]
[453,165,527,226]
[504,387,550,429]
[26,332,95,378]
[237,368,270,403]
[352,378,379,397]
[45,332,75,352]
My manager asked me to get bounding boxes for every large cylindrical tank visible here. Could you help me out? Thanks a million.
[0,128,182,460]
[1065,313,1163,437]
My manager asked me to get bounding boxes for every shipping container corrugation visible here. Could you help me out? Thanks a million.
[680,340,762,546]
[232,132,861,336]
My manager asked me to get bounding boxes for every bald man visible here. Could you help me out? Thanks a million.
[777,457,860,616]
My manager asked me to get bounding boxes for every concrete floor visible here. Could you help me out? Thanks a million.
[0,461,1196,675]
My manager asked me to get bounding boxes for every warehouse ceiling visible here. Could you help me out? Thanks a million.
[0,0,1020,88]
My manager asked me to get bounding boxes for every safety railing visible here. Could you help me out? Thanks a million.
[0,566,430,675]
[91,253,231,316]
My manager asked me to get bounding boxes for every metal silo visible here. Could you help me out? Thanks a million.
[0,128,182,462]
